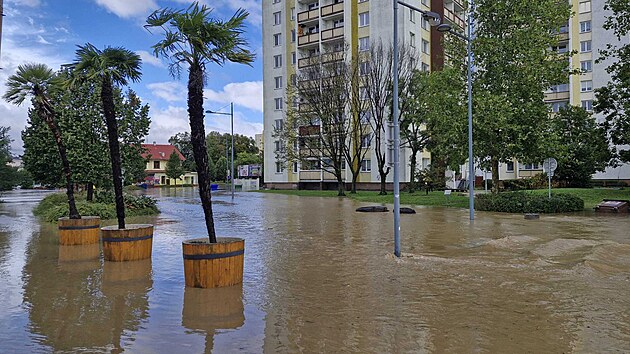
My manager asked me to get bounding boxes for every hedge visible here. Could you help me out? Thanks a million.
[475,192,584,213]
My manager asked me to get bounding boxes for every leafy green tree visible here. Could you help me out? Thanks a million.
[70,43,143,229]
[551,106,613,187]
[147,2,255,243]
[4,64,81,218]
[595,0,630,162]
[169,132,196,170]
[215,156,228,182]
[208,156,216,181]
[401,67,467,193]
[471,0,573,192]
[0,127,20,191]
[165,150,186,185]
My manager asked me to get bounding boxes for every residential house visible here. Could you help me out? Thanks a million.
[142,143,198,186]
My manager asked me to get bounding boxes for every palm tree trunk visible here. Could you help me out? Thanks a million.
[101,78,126,229]
[41,111,80,219]
[189,63,217,243]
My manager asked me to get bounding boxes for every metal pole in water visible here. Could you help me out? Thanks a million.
[393,0,401,257]
[231,102,235,200]
[467,0,475,221]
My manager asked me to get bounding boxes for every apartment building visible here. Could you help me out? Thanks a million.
[498,0,630,183]
[262,0,465,189]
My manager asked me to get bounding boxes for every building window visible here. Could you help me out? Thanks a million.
[581,60,592,72]
[293,162,298,173]
[274,76,283,89]
[291,29,296,42]
[422,39,430,54]
[580,20,591,33]
[359,36,370,52]
[358,0,368,3]
[291,7,295,21]
[274,54,282,68]
[333,19,344,28]
[308,2,319,10]
[549,83,569,92]
[421,16,429,30]
[521,163,541,170]
[273,33,281,46]
[359,61,370,76]
[550,101,568,112]
[273,0,280,3]
[410,32,416,47]
[552,44,568,53]
[273,11,281,25]
[580,80,592,92]
[409,8,415,22]
[422,63,430,72]
[581,100,593,111]
[359,12,369,27]
[361,159,371,172]
[580,40,592,53]
[506,161,514,172]
[153,161,160,169]
[578,1,591,13]
[274,119,284,130]
[275,162,284,173]
[291,74,297,86]
[292,52,296,64]
[274,98,283,110]
[361,134,371,148]
[360,110,371,123]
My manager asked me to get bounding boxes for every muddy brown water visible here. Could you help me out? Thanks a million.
[0,188,629,353]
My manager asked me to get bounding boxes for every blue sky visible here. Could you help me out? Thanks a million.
[0,0,264,155]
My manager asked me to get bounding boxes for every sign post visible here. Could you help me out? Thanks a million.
[543,158,558,199]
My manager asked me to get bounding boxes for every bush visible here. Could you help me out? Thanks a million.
[475,192,584,213]
[35,192,159,222]
[502,174,549,191]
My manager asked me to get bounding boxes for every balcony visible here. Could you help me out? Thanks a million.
[321,27,344,42]
[321,3,344,18]
[298,8,319,23]
[544,91,570,101]
[299,170,339,181]
[298,32,319,46]
[444,7,465,29]
[299,125,320,136]
[298,51,343,69]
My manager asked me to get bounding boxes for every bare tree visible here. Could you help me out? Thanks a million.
[363,41,417,195]
[275,50,351,196]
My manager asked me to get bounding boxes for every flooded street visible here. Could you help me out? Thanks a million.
[0,187,629,353]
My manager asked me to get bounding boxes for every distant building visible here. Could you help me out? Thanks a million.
[255,133,264,153]
[141,143,197,186]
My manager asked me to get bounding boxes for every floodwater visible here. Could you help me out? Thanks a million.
[0,188,629,353]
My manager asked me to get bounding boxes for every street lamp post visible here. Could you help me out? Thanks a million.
[206,102,235,199]
[437,1,475,221]
[392,1,441,257]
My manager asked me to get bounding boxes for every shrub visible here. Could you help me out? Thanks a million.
[502,174,549,191]
[35,192,159,222]
[475,192,584,213]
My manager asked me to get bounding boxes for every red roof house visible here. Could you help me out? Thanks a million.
[141,144,185,161]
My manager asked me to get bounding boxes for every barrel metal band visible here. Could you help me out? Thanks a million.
[183,249,244,260]
[59,225,99,230]
[102,234,153,243]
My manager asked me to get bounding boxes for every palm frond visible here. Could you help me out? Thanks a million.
[3,63,54,106]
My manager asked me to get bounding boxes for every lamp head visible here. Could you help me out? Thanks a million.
[423,12,441,27]
[437,23,453,33]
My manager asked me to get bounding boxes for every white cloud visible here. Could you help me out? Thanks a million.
[146,105,263,144]
[94,0,158,18]
[172,0,262,27]
[36,35,51,45]
[7,0,41,8]
[147,81,185,102]
[204,81,263,112]
[137,50,165,68]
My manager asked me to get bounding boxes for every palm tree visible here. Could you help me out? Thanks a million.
[69,44,142,229]
[146,2,255,243]
[4,63,81,219]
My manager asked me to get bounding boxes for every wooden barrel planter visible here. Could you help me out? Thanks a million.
[182,237,244,288]
[101,224,154,262]
[58,216,100,245]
